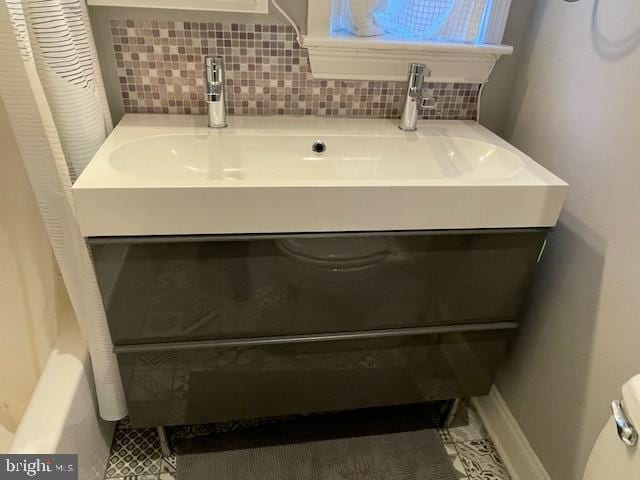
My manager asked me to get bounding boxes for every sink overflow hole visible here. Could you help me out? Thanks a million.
[312,140,326,154]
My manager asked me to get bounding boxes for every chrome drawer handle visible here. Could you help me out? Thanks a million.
[611,400,638,447]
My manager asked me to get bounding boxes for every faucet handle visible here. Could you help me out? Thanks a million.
[205,55,224,85]
[409,87,436,110]
[420,95,436,110]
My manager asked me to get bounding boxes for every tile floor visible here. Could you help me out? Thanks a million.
[105,406,511,480]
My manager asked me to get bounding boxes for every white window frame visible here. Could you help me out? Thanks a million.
[86,0,269,13]
[303,0,513,82]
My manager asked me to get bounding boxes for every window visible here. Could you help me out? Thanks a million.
[304,0,512,82]
[332,0,510,44]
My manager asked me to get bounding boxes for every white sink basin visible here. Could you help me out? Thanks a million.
[109,133,525,182]
[73,115,567,236]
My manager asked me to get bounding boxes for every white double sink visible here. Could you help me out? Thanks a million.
[73,114,567,236]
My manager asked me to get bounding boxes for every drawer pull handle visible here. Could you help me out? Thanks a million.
[114,322,517,354]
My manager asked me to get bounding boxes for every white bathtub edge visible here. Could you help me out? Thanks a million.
[10,317,116,480]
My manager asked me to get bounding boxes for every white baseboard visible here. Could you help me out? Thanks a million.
[472,386,552,480]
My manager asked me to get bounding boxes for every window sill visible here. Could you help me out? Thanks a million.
[302,33,513,82]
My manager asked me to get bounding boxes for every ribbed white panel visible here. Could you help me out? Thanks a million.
[0,1,126,420]
[5,0,112,179]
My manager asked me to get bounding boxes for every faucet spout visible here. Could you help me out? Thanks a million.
[205,55,227,128]
[399,63,436,131]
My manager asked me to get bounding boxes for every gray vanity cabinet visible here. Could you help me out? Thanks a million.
[90,229,547,427]
[116,329,512,427]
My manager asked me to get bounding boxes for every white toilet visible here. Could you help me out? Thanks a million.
[583,375,639,479]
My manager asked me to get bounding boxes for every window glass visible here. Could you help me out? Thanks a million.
[334,0,493,44]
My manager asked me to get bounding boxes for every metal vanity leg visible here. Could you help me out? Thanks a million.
[444,398,466,428]
[157,426,172,457]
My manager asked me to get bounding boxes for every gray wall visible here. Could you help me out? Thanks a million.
[496,0,640,478]
[88,1,307,124]
[479,0,536,136]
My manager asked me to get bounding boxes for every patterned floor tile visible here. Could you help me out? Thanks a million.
[455,439,511,480]
[158,456,175,480]
[105,477,158,480]
[448,407,489,442]
[105,428,162,478]
[439,427,454,444]
[445,443,469,480]
[161,456,175,473]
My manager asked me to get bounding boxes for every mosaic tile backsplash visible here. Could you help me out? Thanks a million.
[110,20,480,119]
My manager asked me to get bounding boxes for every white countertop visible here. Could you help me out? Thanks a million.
[72,114,567,237]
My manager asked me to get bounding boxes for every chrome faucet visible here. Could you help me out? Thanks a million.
[399,63,436,131]
[204,55,227,128]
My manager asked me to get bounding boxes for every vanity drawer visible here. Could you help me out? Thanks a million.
[91,229,546,345]
[116,325,514,427]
